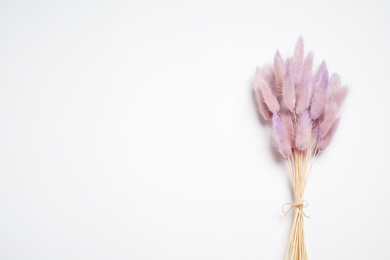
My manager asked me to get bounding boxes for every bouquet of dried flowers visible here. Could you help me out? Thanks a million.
[253,37,348,260]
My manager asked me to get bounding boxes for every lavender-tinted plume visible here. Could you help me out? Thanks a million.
[293,36,304,66]
[318,118,341,151]
[262,65,280,98]
[332,87,348,111]
[254,86,273,120]
[292,37,304,83]
[303,52,314,76]
[280,111,294,146]
[274,50,284,87]
[329,73,341,95]
[282,64,296,111]
[310,69,329,120]
[295,110,312,150]
[295,76,312,114]
[318,102,338,138]
[272,113,292,158]
[314,61,327,83]
[253,68,273,120]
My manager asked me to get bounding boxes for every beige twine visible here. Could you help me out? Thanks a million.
[282,200,309,218]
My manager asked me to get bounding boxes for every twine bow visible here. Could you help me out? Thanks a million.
[282,200,309,218]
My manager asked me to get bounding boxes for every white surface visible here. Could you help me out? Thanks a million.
[1,1,390,259]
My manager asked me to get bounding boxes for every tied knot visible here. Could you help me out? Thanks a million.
[282,200,309,218]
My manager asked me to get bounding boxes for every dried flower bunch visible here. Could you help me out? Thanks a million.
[253,37,348,260]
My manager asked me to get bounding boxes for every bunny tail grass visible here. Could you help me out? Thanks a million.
[310,69,329,120]
[295,110,312,150]
[282,64,296,112]
[272,113,292,158]
[253,36,349,260]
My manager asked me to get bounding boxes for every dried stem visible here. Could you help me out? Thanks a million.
[283,145,316,260]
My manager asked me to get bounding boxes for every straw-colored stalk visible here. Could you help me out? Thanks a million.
[283,144,317,260]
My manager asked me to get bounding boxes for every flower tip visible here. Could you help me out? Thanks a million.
[294,36,304,63]
[330,73,340,83]
[306,51,314,60]
[323,68,329,79]
[295,35,304,46]
[320,60,327,70]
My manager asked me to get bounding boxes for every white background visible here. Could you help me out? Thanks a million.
[1,1,390,259]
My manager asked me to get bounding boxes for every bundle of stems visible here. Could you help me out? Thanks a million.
[283,147,315,260]
[253,37,348,260]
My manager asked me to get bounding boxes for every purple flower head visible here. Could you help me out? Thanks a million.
[253,37,348,157]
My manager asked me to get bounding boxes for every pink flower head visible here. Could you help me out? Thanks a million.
[272,112,292,158]
[253,37,348,157]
